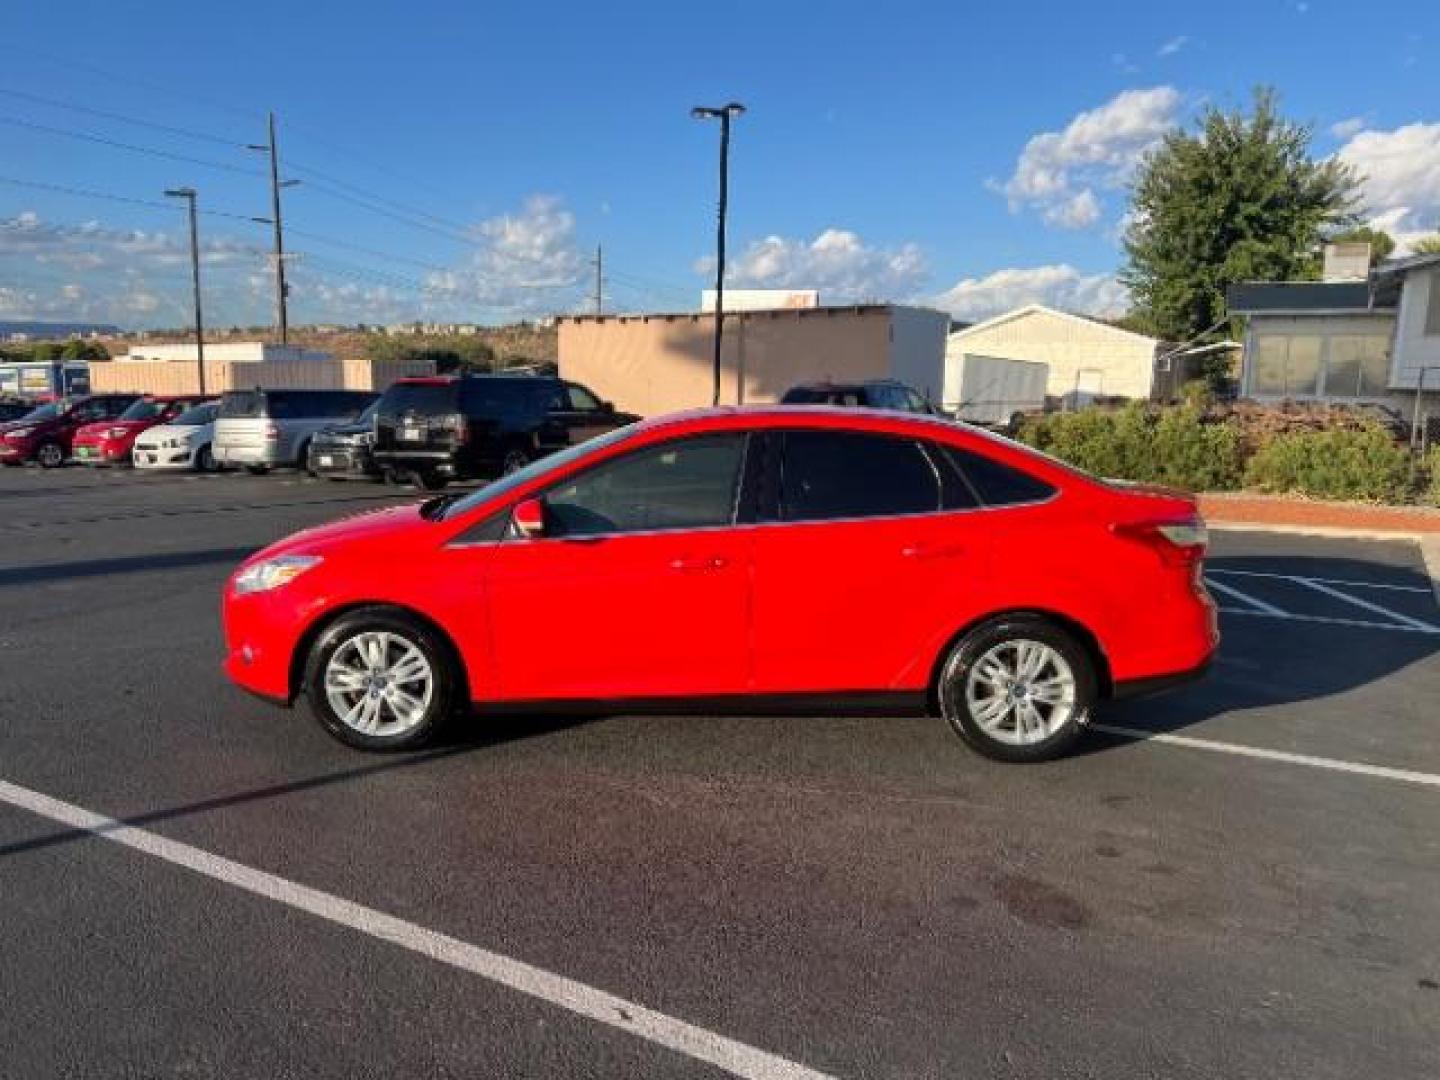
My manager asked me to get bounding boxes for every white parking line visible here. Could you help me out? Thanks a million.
[1204,577,1288,616]
[0,779,832,1080]
[1207,568,1431,595]
[1215,607,1440,634]
[1092,725,1440,789]
[1294,577,1440,633]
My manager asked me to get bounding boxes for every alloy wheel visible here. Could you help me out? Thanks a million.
[323,631,435,737]
[961,639,1077,746]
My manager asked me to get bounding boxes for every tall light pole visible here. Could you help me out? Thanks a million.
[691,102,745,407]
[165,187,206,396]
[248,111,300,344]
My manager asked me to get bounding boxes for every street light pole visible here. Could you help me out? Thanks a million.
[165,187,206,396]
[692,102,745,407]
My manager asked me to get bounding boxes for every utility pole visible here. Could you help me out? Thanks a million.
[165,187,206,395]
[691,103,745,406]
[249,112,295,344]
[593,244,603,315]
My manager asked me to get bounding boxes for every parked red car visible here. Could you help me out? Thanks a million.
[223,407,1217,760]
[0,393,141,468]
[71,395,213,466]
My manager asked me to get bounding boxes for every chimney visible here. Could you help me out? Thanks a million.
[1323,242,1371,282]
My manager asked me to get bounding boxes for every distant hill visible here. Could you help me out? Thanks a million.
[0,320,122,339]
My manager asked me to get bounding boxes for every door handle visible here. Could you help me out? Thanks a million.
[902,543,966,560]
[669,556,728,572]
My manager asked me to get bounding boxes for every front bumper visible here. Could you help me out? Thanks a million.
[72,440,130,464]
[134,444,195,469]
[222,584,328,703]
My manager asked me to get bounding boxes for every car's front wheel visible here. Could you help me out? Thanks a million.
[304,608,458,750]
[936,616,1096,762]
[35,441,65,468]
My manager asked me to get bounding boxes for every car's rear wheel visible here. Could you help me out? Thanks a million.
[245,464,269,476]
[936,616,1095,762]
[35,441,65,468]
[195,444,216,472]
[415,468,448,490]
[304,609,458,750]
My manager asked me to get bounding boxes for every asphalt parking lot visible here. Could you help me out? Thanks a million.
[1,464,1438,1079]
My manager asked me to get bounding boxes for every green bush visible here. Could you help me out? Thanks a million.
[1243,426,1410,502]
[1017,403,1243,491]
[1427,445,1440,507]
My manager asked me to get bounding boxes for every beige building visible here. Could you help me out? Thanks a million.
[946,304,1164,405]
[558,305,950,417]
[90,341,432,396]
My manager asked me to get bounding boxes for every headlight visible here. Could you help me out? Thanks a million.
[7,427,33,439]
[232,554,323,595]
[107,426,129,439]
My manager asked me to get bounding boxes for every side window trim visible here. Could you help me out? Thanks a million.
[773,428,943,524]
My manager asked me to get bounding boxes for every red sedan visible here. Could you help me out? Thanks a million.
[72,395,212,466]
[223,407,1217,761]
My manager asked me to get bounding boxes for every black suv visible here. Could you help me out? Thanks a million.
[373,374,639,488]
[307,401,381,482]
[781,379,944,415]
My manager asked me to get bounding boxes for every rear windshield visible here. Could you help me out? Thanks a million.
[221,391,373,420]
[380,379,539,418]
[379,383,459,416]
[781,387,864,406]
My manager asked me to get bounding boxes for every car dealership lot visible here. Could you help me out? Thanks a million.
[1,466,1438,1078]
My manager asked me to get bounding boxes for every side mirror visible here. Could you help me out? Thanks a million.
[512,497,546,539]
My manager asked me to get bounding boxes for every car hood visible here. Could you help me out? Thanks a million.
[0,416,56,435]
[77,420,147,437]
[246,503,431,564]
[137,422,210,443]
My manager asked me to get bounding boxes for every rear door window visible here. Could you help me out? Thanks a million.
[221,391,267,418]
[945,446,1056,506]
[777,430,940,522]
[566,384,602,411]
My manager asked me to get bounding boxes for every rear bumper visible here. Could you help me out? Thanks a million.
[215,444,283,466]
[1111,653,1214,700]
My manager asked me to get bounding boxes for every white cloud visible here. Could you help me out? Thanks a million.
[1157,35,1189,57]
[1330,117,1367,140]
[1337,122,1440,251]
[997,86,1182,229]
[703,228,928,303]
[931,264,1129,322]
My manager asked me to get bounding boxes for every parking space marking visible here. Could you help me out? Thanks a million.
[0,778,833,1080]
[1204,577,1288,616]
[1207,568,1432,595]
[1092,725,1440,789]
[1215,607,1440,634]
[1293,577,1440,633]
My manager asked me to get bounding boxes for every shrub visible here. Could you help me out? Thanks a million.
[1017,403,1243,491]
[1243,426,1411,502]
[1427,445,1440,507]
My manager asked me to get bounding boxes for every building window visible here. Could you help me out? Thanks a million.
[1326,336,1391,397]
[1253,335,1322,396]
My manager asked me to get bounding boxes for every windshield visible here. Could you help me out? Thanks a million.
[441,424,640,521]
[119,398,167,422]
[17,403,59,422]
[171,402,217,427]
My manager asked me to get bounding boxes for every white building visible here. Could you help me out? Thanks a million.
[119,342,332,364]
[700,288,820,313]
[945,304,1166,407]
[1227,252,1440,408]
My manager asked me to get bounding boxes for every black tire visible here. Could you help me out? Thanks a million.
[303,608,460,751]
[295,440,312,474]
[415,468,448,491]
[35,441,66,469]
[245,464,270,476]
[935,615,1096,763]
[195,444,217,473]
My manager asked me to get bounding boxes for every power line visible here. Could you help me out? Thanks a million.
[0,114,261,176]
[284,160,474,234]
[0,87,246,149]
[0,174,265,223]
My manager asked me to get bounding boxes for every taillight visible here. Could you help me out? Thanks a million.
[263,422,279,441]
[1113,517,1208,568]
[452,415,469,442]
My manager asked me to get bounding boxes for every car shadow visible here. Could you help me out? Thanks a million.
[0,713,595,862]
[1077,553,1440,752]
[0,547,260,588]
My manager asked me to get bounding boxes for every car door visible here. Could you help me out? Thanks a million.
[749,429,992,694]
[563,382,619,442]
[481,431,753,701]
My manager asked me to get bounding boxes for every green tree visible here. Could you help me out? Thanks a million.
[1326,225,1395,265]
[1121,88,1360,342]
[1413,236,1440,255]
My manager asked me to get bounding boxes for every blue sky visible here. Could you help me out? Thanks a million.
[3,0,1437,328]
